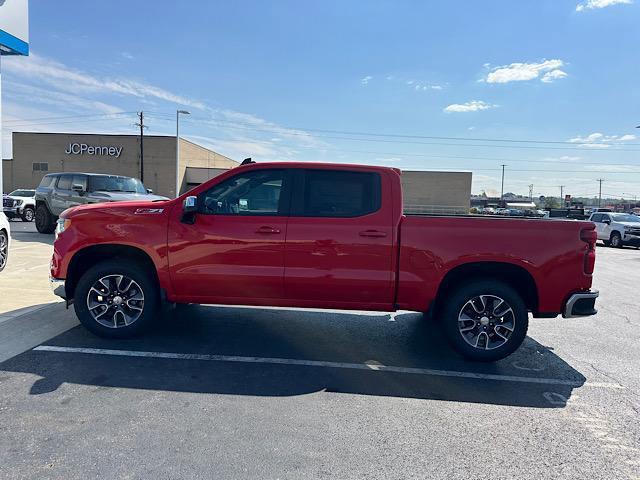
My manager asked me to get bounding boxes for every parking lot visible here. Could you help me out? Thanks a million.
[1,222,639,479]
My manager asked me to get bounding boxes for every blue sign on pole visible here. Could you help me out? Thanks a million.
[0,0,29,56]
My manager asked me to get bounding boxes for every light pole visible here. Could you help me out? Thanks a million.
[176,109,191,197]
[500,164,506,202]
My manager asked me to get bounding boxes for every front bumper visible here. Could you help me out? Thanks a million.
[3,207,20,218]
[563,290,599,318]
[49,276,67,299]
[622,234,640,246]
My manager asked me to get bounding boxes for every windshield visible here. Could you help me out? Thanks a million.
[611,214,640,223]
[89,176,146,194]
[9,190,35,197]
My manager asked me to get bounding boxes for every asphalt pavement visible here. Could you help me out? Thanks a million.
[0,223,639,479]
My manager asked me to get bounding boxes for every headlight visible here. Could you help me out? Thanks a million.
[55,218,71,238]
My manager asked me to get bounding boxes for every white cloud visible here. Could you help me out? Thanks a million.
[485,59,567,84]
[4,53,205,109]
[576,0,632,12]
[541,69,568,83]
[121,52,134,60]
[568,132,636,148]
[444,100,497,113]
[361,75,372,86]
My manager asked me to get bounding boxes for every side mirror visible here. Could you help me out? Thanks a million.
[603,219,611,225]
[146,188,153,194]
[181,195,198,224]
[72,184,85,194]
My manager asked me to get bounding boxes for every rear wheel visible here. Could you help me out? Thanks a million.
[74,260,159,338]
[440,280,528,362]
[610,232,623,248]
[21,207,35,222]
[0,230,8,272]
[35,204,56,234]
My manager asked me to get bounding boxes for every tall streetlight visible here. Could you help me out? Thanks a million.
[175,110,191,197]
[500,164,506,202]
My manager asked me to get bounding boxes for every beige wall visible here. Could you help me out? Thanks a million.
[5,132,237,198]
[402,171,472,214]
[178,139,238,194]
[2,159,14,193]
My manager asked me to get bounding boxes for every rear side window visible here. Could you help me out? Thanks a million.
[296,169,381,217]
[57,175,72,190]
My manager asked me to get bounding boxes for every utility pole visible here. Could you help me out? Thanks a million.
[559,185,565,207]
[528,184,534,201]
[135,111,147,182]
[500,164,506,201]
[597,179,604,207]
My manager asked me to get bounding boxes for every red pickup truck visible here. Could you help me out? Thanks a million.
[50,162,598,361]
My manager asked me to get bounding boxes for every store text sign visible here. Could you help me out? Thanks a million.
[65,143,123,158]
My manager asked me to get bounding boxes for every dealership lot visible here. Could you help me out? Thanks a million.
[1,224,639,479]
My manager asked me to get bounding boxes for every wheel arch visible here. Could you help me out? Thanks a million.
[434,261,539,315]
[65,244,161,300]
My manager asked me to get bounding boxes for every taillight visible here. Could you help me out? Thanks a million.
[581,226,597,274]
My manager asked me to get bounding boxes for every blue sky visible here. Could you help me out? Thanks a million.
[2,0,640,198]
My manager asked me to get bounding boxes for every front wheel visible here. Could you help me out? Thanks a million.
[440,280,528,362]
[74,260,159,338]
[35,204,56,233]
[610,232,623,248]
[21,207,35,222]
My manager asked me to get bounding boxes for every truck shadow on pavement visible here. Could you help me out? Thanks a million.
[0,304,586,408]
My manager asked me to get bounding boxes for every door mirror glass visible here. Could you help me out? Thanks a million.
[72,184,85,193]
[603,219,611,225]
[181,196,198,224]
[183,195,197,213]
[146,188,153,194]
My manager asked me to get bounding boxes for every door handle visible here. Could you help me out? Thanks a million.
[255,226,281,234]
[359,230,387,238]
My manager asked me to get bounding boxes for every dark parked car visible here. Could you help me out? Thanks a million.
[35,173,167,234]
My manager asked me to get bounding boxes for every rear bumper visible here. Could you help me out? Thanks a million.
[49,276,67,299]
[563,290,598,318]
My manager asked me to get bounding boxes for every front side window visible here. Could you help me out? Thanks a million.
[299,169,381,217]
[57,175,72,190]
[591,214,603,223]
[200,169,285,216]
[38,176,56,188]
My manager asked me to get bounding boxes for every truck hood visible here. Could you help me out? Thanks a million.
[615,221,640,227]
[88,191,169,202]
[61,198,174,219]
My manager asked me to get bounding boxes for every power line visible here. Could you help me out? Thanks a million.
[3,111,135,125]
[143,112,640,147]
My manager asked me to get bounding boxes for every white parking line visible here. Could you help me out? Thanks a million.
[33,345,624,389]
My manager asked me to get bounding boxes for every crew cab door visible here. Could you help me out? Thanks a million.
[167,168,291,303]
[283,168,395,310]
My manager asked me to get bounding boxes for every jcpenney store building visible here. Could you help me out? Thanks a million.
[2,132,239,198]
[2,131,472,212]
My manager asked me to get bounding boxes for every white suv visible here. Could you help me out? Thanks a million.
[3,189,36,222]
[0,212,9,272]
[589,212,640,248]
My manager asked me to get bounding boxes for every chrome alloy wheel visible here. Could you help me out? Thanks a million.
[0,232,7,270]
[457,295,515,350]
[86,274,145,328]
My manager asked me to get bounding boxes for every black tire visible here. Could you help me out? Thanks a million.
[602,240,611,247]
[0,230,8,272]
[74,260,159,338]
[440,280,529,362]
[610,232,623,248]
[21,207,35,222]
[35,204,56,234]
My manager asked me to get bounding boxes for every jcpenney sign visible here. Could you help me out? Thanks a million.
[65,143,123,158]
